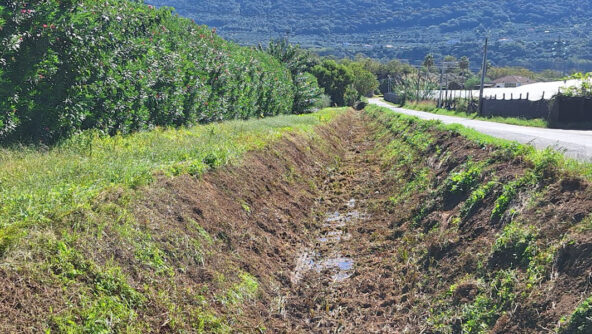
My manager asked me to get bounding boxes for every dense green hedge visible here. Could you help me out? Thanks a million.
[0,0,294,143]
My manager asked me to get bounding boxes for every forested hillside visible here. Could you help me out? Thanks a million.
[148,0,592,71]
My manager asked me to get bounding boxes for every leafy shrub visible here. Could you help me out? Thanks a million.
[260,39,322,114]
[311,59,354,106]
[531,148,561,181]
[0,0,294,143]
[561,72,592,97]
[292,72,323,113]
[344,85,360,107]
[346,61,379,97]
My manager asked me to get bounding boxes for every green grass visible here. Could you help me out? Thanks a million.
[559,296,592,333]
[387,100,549,128]
[490,221,537,267]
[444,160,485,196]
[365,104,592,333]
[366,105,592,181]
[0,108,345,254]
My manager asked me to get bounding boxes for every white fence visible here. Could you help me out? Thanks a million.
[430,79,582,101]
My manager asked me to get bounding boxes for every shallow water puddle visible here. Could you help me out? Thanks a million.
[292,199,365,284]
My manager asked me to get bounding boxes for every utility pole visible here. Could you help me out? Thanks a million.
[437,65,444,108]
[478,37,488,116]
[416,66,421,102]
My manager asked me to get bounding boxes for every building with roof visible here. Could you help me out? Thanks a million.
[493,76,536,88]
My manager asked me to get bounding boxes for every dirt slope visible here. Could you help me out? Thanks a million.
[1,109,591,333]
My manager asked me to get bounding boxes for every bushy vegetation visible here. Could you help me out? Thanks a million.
[0,108,344,252]
[559,296,592,333]
[259,38,323,114]
[444,161,484,196]
[490,221,537,267]
[341,59,379,97]
[0,0,296,143]
[561,72,592,97]
[311,59,355,106]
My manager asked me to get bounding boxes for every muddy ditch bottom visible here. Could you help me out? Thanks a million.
[292,198,368,284]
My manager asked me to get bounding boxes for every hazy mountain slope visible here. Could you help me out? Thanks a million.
[148,0,592,71]
[147,0,583,33]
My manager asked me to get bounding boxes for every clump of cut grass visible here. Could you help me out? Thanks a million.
[461,269,518,334]
[461,180,498,218]
[490,221,537,268]
[444,161,484,196]
[559,296,592,333]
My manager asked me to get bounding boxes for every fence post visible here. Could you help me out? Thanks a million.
[511,93,513,100]
[519,93,522,100]
[542,91,545,100]
[503,93,506,100]
[526,92,529,100]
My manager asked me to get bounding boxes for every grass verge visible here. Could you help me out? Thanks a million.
[0,107,346,332]
[0,108,345,253]
[386,100,549,128]
[368,104,592,180]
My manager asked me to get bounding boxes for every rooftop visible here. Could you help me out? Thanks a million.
[492,75,536,84]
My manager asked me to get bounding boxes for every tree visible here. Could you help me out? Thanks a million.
[423,53,435,72]
[292,73,323,114]
[465,75,482,89]
[487,66,536,80]
[261,38,322,113]
[259,38,315,77]
[561,72,592,97]
[347,62,379,97]
[311,59,354,106]
[459,56,470,73]
[443,55,458,73]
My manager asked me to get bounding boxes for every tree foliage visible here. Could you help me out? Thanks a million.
[311,59,354,106]
[344,61,379,97]
[561,72,592,97]
[0,0,295,143]
[260,38,322,114]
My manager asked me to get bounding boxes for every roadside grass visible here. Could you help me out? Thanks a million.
[367,105,592,181]
[386,99,549,128]
[0,108,345,255]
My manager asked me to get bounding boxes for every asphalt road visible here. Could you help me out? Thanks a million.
[369,98,592,162]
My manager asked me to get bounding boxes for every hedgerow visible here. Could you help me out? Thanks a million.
[0,0,295,143]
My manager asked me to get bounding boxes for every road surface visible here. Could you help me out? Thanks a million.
[369,98,592,162]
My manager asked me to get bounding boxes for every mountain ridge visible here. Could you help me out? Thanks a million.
[147,0,592,71]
